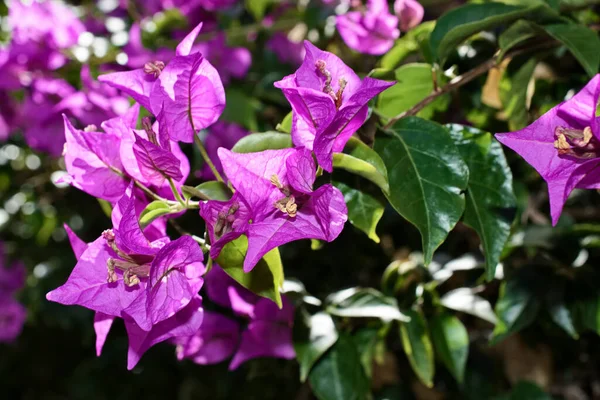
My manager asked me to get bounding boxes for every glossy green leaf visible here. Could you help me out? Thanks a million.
[182,181,232,201]
[215,235,284,307]
[309,335,370,400]
[294,312,339,382]
[231,131,292,153]
[541,23,600,77]
[380,21,436,70]
[326,287,409,321]
[447,124,517,279]
[498,20,538,59]
[400,309,435,387]
[430,313,469,384]
[499,57,537,131]
[139,200,172,229]
[430,3,558,64]
[333,175,385,243]
[376,63,449,120]
[375,118,469,264]
[491,277,540,344]
[333,137,389,193]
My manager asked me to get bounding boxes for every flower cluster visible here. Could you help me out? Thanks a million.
[0,243,27,343]
[336,0,424,56]
[0,1,129,155]
[46,13,394,368]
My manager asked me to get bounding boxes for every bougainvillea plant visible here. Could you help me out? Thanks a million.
[3,0,600,399]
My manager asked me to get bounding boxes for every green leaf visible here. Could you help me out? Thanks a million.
[499,57,537,131]
[139,200,172,229]
[326,288,409,321]
[333,137,389,193]
[447,124,517,279]
[572,295,600,334]
[541,23,600,77]
[97,199,112,218]
[498,20,538,58]
[491,277,540,344]
[294,312,339,382]
[430,313,469,384]
[222,88,260,131]
[333,176,385,243]
[215,235,284,307]
[231,131,292,153]
[245,0,274,20]
[400,309,435,387]
[309,335,370,400]
[375,118,469,264]
[380,21,436,70]
[430,3,558,65]
[545,282,578,338]
[276,111,293,133]
[440,288,497,324]
[182,181,232,201]
[376,63,449,120]
[352,327,382,379]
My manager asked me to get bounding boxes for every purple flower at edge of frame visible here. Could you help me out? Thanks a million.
[495,74,600,225]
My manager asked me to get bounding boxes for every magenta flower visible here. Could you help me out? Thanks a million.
[0,295,26,343]
[124,23,174,69]
[121,236,205,331]
[50,189,206,369]
[47,187,204,324]
[21,78,79,156]
[7,0,84,71]
[99,23,226,143]
[0,244,25,295]
[176,266,294,369]
[204,265,259,315]
[192,34,252,85]
[125,295,204,370]
[199,147,348,271]
[274,42,394,171]
[267,33,306,66]
[198,121,250,180]
[174,311,240,365]
[132,114,185,186]
[495,75,600,225]
[62,115,129,202]
[394,0,424,31]
[336,0,400,56]
[19,69,128,157]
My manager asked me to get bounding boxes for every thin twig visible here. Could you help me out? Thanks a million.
[382,41,560,130]
[194,134,225,183]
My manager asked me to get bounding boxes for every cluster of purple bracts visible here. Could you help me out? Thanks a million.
[45,17,395,370]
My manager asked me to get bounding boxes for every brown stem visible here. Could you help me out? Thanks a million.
[382,41,559,130]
